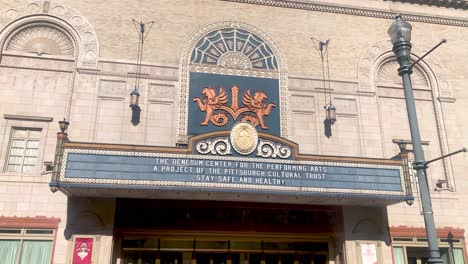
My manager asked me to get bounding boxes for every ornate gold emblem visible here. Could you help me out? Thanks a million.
[230,122,258,155]
[193,85,276,129]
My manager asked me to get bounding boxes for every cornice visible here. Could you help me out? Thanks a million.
[222,0,468,27]
[385,0,468,10]
[390,226,465,238]
[0,216,61,229]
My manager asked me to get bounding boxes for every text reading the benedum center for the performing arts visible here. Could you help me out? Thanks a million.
[152,158,327,186]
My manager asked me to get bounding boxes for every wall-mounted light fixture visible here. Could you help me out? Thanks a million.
[325,103,336,125]
[129,88,140,109]
[312,38,336,137]
[130,19,154,125]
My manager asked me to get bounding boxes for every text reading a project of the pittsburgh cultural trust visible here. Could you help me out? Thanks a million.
[152,157,327,186]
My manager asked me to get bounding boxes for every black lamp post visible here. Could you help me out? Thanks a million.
[388,15,443,264]
[50,119,70,193]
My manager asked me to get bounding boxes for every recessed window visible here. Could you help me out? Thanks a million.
[393,236,466,264]
[5,128,41,173]
[0,228,54,264]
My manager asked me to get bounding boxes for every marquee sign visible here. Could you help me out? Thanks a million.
[52,123,412,205]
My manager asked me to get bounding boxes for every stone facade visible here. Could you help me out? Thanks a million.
[0,0,467,263]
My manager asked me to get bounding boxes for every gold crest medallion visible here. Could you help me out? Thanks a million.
[230,122,258,155]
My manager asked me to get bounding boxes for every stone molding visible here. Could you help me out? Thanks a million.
[4,114,53,122]
[222,0,468,27]
[0,0,99,68]
[390,225,465,238]
[0,215,61,228]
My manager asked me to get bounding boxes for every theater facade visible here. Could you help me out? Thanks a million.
[0,0,467,264]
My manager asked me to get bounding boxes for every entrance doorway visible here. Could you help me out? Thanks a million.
[114,199,340,264]
[121,238,328,264]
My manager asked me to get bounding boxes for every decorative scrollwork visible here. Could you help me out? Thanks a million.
[191,28,278,70]
[256,140,291,159]
[195,138,232,156]
[240,114,259,127]
[211,112,229,126]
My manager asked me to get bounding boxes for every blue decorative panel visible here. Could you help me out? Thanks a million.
[191,28,278,70]
[188,72,280,136]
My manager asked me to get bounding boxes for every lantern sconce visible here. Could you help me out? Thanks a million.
[129,87,140,109]
[311,38,336,137]
[325,103,336,125]
[129,19,154,126]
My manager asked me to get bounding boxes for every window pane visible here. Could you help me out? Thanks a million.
[8,156,22,165]
[11,140,25,148]
[393,247,405,264]
[13,129,28,137]
[7,165,20,173]
[19,240,52,264]
[441,248,450,264]
[22,165,35,173]
[26,140,39,149]
[453,248,465,264]
[25,149,38,157]
[0,240,20,264]
[23,157,37,165]
[28,130,41,138]
[25,229,54,235]
[10,147,25,156]
[0,229,21,234]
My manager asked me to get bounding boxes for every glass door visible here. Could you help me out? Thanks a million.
[120,238,329,264]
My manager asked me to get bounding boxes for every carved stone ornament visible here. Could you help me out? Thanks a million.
[377,60,429,88]
[6,24,74,56]
[218,51,252,69]
[256,140,291,159]
[176,21,289,144]
[0,0,99,68]
[230,122,258,155]
[195,138,232,156]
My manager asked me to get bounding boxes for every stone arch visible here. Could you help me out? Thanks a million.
[0,0,99,68]
[358,40,452,98]
[358,40,455,190]
[176,21,289,143]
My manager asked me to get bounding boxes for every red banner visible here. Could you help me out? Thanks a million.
[73,237,93,264]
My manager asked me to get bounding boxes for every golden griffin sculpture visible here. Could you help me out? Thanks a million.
[193,85,276,129]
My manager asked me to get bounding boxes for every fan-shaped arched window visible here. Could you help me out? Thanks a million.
[5,23,74,57]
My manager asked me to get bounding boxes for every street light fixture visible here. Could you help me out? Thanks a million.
[388,15,443,264]
[58,118,69,133]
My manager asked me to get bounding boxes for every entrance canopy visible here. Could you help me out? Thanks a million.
[50,125,412,206]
